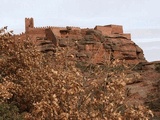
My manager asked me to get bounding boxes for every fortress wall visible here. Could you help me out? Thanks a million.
[26,28,46,42]
[28,28,46,35]
[68,26,81,30]
[50,27,62,37]
[95,25,124,36]
[34,26,66,29]
[14,32,26,40]
[50,26,66,29]
[45,28,57,46]
[15,32,25,37]
[105,25,123,34]
[94,26,112,36]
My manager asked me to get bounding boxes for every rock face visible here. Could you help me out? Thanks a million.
[15,18,146,65]
[126,61,160,119]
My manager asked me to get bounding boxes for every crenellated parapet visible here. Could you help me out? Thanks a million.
[25,17,33,20]
[13,32,26,41]
[33,26,66,29]
[66,26,81,30]
[39,26,69,29]
[15,32,25,36]
[14,32,26,38]
[25,18,82,35]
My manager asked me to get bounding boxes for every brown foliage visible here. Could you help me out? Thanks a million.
[0,27,153,119]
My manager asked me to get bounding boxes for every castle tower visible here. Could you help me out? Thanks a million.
[25,18,34,33]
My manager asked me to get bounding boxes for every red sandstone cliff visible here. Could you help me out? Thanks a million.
[15,18,146,65]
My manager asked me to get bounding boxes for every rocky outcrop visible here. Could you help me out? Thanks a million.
[126,61,160,119]
[54,27,146,64]
[16,18,146,65]
[36,37,56,53]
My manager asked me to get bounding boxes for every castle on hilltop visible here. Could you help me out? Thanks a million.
[14,18,146,64]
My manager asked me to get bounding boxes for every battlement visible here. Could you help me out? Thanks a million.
[13,32,26,40]
[66,26,81,30]
[25,18,83,37]
[33,26,66,29]
[25,17,33,20]
[15,32,25,37]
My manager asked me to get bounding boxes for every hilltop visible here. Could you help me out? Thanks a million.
[0,18,160,119]
[14,18,146,65]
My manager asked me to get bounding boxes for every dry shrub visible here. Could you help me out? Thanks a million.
[0,27,153,119]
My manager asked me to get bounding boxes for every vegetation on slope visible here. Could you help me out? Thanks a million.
[0,27,153,119]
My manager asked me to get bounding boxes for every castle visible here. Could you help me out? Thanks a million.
[15,18,146,64]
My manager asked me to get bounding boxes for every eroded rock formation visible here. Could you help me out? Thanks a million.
[15,18,146,65]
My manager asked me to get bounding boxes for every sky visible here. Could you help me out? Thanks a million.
[0,0,160,61]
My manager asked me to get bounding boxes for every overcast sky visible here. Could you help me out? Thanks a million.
[0,0,160,61]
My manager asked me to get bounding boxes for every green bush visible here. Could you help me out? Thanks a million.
[0,103,24,120]
[155,63,160,73]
